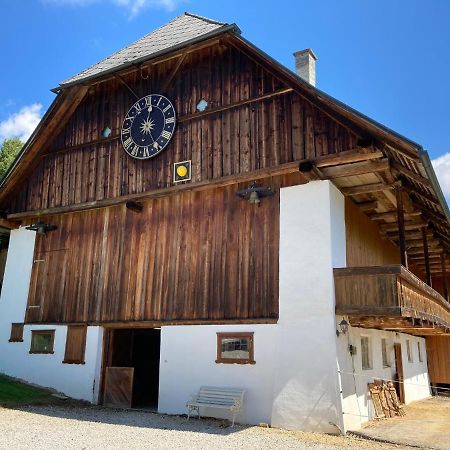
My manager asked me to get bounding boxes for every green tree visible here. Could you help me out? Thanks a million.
[0,138,23,180]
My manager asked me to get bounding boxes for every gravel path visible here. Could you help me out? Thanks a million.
[0,405,411,450]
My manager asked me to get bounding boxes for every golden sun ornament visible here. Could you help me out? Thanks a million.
[140,117,155,135]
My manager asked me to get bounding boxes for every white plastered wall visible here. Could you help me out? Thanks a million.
[336,317,431,431]
[0,227,103,402]
[158,323,278,425]
[159,180,347,433]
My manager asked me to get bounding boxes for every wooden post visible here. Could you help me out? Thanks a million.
[422,227,432,285]
[441,252,449,302]
[396,185,408,268]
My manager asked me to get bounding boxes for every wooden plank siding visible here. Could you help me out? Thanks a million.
[426,336,450,384]
[25,180,281,325]
[9,44,357,214]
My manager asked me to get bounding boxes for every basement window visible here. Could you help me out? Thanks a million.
[63,325,87,364]
[216,332,255,365]
[381,338,390,368]
[9,323,24,343]
[30,330,55,354]
[406,340,413,362]
[417,342,423,362]
[361,336,372,370]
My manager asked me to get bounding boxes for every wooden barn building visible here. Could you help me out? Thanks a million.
[0,13,449,433]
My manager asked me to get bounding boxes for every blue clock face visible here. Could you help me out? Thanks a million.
[121,94,176,159]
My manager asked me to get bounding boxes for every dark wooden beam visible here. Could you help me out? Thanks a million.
[423,227,432,285]
[392,162,433,188]
[314,147,383,167]
[370,210,421,221]
[396,185,408,268]
[319,158,389,179]
[341,183,392,196]
[380,220,426,233]
[178,87,293,123]
[160,52,187,93]
[357,200,379,212]
[0,218,21,229]
[114,74,139,100]
[442,252,449,302]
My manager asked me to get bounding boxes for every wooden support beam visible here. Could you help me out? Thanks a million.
[442,252,449,302]
[388,230,434,241]
[403,183,441,208]
[357,200,379,212]
[178,87,293,123]
[114,74,139,100]
[370,210,421,221]
[319,158,389,179]
[341,183,393,196]
[423,227,432,285]
[408,247,442,256]
[314,147,383,167]
[380,220,426,233]
[392,162,433,188]
[396,185,408,268]
[160,52,187,92]
[0,218,21,229]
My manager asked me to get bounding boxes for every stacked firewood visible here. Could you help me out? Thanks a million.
[368,380,406,419]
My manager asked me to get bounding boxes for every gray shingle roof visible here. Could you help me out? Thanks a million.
[59,12,239,88]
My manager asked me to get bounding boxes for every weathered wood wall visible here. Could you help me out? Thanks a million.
[25,179,281,324]
[426,336,450,384]
[10,44,357,213]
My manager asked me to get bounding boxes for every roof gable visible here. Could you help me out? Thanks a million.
[59,12,239,88]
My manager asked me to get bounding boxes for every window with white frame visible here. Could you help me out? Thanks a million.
[361,336,372,370]
[406,339,413,362]
[381,338,390,367]
[417,341,423,362]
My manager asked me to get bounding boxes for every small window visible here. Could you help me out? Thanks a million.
[30,330,55,354]
[418,342,423,362]
[216,332,255,364]
[361,336,372,370]
[9,323,24,343]
[63,325,87,364]
[381,338,390,368]
[406,340,413,362]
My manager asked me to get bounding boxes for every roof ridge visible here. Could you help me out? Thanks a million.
[183,12,227,26]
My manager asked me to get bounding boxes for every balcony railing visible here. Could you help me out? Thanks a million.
[334,265,450,335]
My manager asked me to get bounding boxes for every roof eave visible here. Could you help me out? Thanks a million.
[0,92,61,190]
[54,23,241,92]
[418,148,450,225]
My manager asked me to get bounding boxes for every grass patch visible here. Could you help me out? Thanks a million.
[0,374,51,405]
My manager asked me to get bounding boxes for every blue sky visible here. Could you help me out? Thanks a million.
[1,0,449,196]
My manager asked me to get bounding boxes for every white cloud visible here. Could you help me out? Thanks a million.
[41,0,182,16]
[0,104,43,143]
[432,152,450,202]
[113,0,180,16]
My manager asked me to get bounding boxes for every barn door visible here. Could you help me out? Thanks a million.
[394,343,405,403]
[103,367,134,408]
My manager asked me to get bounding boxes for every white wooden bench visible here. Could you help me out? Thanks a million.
[186,386,245,426]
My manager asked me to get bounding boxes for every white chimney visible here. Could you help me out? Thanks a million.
[293,49,317,87]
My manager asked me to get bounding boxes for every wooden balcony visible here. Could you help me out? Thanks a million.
[334,265,450,335]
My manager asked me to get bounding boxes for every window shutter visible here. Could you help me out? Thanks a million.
[9,323,24,342]
[63,325,87,364]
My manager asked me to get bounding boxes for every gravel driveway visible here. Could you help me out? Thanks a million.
[0,405,410,450]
